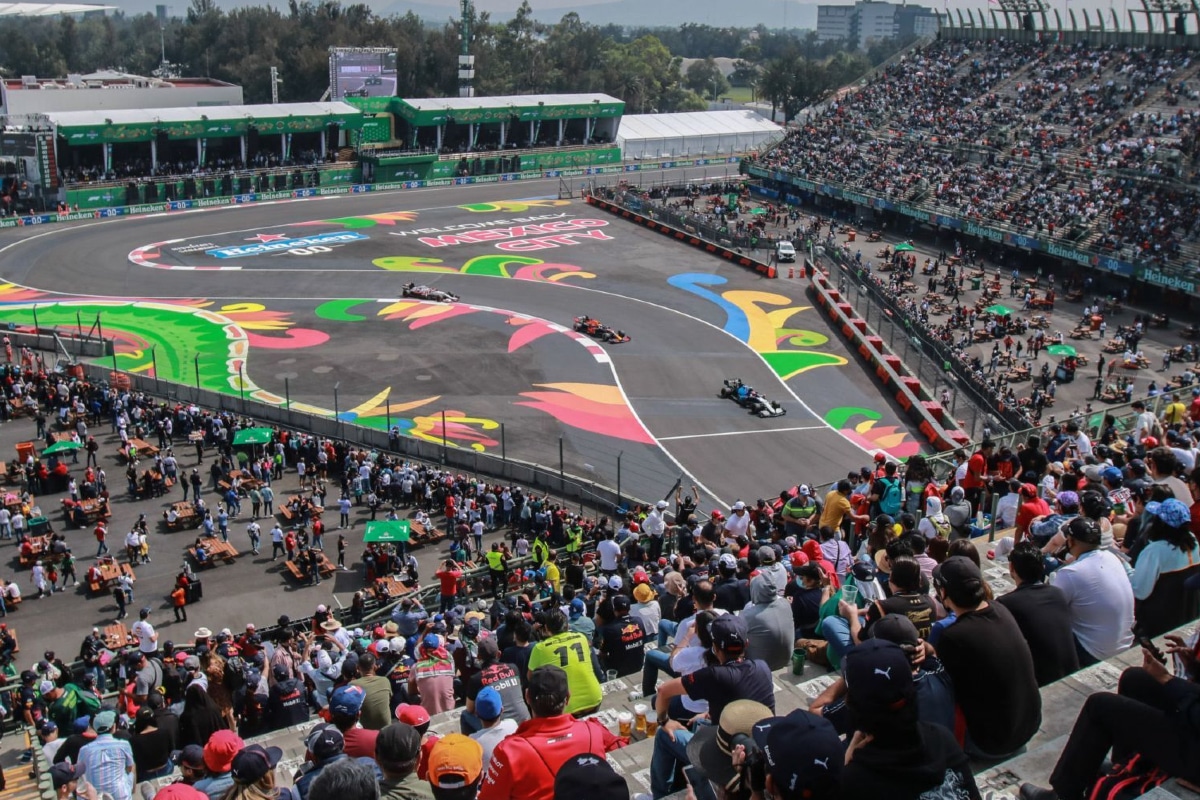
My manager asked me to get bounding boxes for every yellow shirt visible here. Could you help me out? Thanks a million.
[819,490,851,530]
[545,561,561,593]
[1164,402,1187,425]
[528,631,601,715]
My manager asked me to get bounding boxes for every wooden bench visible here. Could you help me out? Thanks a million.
[284,552,335,582]
[88,561,134,595]
[188,540,238,566]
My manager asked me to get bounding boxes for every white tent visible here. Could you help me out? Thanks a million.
[616,110,781,160]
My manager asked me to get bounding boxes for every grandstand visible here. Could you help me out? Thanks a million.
[746,20,1200,301]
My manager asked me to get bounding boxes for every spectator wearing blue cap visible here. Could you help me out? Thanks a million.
[1129,498,1200,605]
[565,598,594,638]
[328,684,378,760]
[410,634,455,716]
[469,687,517,769]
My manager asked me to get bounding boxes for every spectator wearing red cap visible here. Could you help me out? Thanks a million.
[478,666,618,800]
[193,729,244,800]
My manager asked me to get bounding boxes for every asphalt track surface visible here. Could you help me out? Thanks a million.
[0,171,921,507]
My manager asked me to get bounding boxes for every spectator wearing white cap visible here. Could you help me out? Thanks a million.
[722,501,751,545]
[644,501,669,562]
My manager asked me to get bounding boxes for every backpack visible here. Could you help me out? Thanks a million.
[224,656,247,692]
[929,516,951,539]
[1087,754,1168,800]
[879,478,902,517]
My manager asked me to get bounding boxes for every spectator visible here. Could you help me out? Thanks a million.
[594,594,646,677]
[226,744,294,800]
[352,652,394,730]
[552,754,630,800]
[461,636,528,735]
[50,763,84,800]
[1050,516,1135,665]
[1019,646,1200,800]
[932,556,1041,759]
[308,759,380,800]
[375,722,432,800]
[526,610,601,717]
[840,640,981,799]
[426,734,483,800]
[1029,491,1081,545]
[478,666,618,800]
[742,574,794,670]
[193,729,244,800]
[77,710,134,800]
[1129,498,1200,602]
[681,699,774,794]
[328,685,378,760]
[996,542,1080,686]
[650,615,775,798]
[296,723,368,800]
[267,663,309,732]
[468,687,517,769]
[747,709,844,800]
[631,582,661,636]
[409,635,455,717]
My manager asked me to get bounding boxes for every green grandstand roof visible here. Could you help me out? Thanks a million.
[344,93,624,126]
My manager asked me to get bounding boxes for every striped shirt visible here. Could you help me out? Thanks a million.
[78,734,134,800]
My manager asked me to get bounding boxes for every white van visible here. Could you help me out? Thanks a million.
[775,241,796,262]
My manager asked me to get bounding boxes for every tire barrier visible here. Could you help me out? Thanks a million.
[584,195,776,278]
[809,269,970,452]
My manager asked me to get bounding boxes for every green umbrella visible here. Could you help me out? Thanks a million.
[894,243,915,252]
[364,520,411,544]
[1046,344,1077,357]
[984,304,1013,317]
[42,440,81,456]
[750,207,768,215]
[232,427,274,446]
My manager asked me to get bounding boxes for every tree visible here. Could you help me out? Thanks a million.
[683,56,729,101]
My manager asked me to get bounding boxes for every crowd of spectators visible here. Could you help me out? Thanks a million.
[61,150,336,188]
[11,371,1200,800]
[754,39,1200,271]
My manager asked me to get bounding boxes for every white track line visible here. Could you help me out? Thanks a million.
[658,425,827,441]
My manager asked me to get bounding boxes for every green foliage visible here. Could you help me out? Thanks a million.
[0,6,904,111]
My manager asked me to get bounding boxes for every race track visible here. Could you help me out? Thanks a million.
[0,174,926,505]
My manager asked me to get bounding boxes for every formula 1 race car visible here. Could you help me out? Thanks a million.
[720,378,786,417]
[573,315,631,343]
[402,282,459,303]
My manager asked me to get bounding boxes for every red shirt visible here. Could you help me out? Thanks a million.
[478,715,618,800]
[1016,498,1051,538]
[341,725,379,760]
[962,452,987,490]
[436,568,461,596]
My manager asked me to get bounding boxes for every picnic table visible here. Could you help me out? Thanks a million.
[88,559,135,595]
[1003,368,1031,383]
[48,432,74,444]
[102,622,137,650]
[119,438,159,463]
[284,551,335,582]
[18,535,58,568]
[278,496,323,525]
[163,501,200,531]
[218,469,261,495]
[74,498,109,525]
[372,575,418,602]
[1069,327,1094,340]
[8,398,33,418]
[188,539,239,567]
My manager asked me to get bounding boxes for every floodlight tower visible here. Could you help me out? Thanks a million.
[458,0,475,98]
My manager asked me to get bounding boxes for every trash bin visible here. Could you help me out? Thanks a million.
[847,229,856,242]
[28,516,50,537]
[1090,314,1103,331]
[1055,365,1070,383]
[186,580,203,603]
[15,442,34,463]
[970,277,982,290]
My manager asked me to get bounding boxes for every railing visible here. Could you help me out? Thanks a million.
[63,159,353,193]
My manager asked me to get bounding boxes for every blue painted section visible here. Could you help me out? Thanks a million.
[666,273,750,343]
